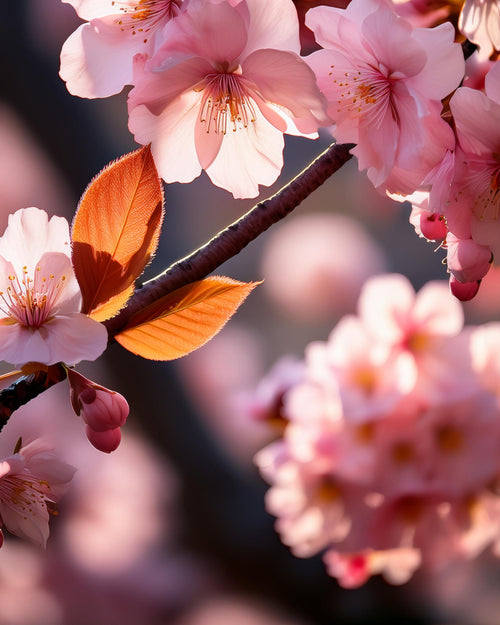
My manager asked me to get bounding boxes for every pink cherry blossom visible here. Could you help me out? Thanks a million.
[0,439,75,547]
[127,0,330,198]
[60,0,183,97]
[356,274,476,401]
[305,0,464,194]
[0,208,107,366]
[315,315,416,423]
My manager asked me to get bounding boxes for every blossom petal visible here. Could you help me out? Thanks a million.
[361,7,426,79]
[130,54,212,116]
[242,49,330,133]
[0,314,107,366]
[0,497,49,547]
[241,0,301,58]
[153,0,248,64]
[206,110,284,198]
[129,91,203,185]
[410,23,465,100]
[451,87,500,154]
[0,208,70,276]
[38,314,108,365]
[485,59,500,105]
[60,20,149,98]
[195,116,224,170]
[62,0,116,20]
[413,280,464,335]
[357,274,415,343]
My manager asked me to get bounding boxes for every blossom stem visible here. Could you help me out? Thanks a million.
[105,141,355,336]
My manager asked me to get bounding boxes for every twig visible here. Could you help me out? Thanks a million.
[105,141,354,336]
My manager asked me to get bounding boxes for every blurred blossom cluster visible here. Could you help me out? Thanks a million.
[255,273,500,587]
[261,213,388,323]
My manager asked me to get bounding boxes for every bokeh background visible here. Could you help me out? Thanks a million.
[2,2,500,623]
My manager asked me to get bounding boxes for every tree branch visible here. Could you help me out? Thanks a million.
[105,141,354,336]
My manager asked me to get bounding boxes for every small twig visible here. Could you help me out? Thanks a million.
[105,141,354,336]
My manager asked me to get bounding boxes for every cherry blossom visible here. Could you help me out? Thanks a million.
[0,439,75,547]
[356,274,474,401]
[0,207,107,366]
[305,0,464,194]
[60,0,183,98]
[127,0,330,198]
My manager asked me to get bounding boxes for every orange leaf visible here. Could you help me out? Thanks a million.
[88,286,134,322]
[72,145,164,320]
[115,276,260,360]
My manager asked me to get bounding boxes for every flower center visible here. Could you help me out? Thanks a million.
[198,69,257,134]
[113,0,180,41]
[315,475,342,503]
[436,425,463,453]
[0,266,67,329]
[329,63,394,128]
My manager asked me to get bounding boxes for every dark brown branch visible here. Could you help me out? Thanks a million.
[105,141,354,336]
[0,364,67,433]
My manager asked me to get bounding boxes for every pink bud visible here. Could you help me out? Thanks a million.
[79,387,129,432]
[446,234,492,283]
[419,212,447,241]
[85,426,122,453]
[67,369,129,452]
[449,275,481,301]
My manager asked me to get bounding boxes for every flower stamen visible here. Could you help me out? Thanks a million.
[199,71,257,134]
[0,266,67,329]
[113,0,181,41]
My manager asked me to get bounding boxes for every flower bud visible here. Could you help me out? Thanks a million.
[446,234,492,283]
[449,275,481,301]
[67,369,129,452]
[419,211,447,241]
[78,387,128,432]
[85,426,122,454]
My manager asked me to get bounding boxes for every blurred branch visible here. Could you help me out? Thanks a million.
[105,141,355,336]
